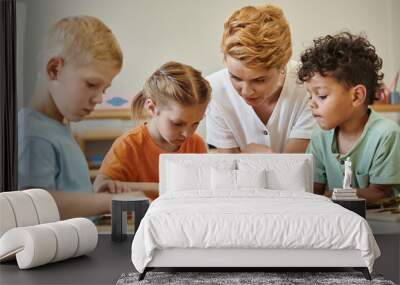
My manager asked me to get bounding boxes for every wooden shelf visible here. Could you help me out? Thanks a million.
[85,109,131,120]
[74,129,124,154]
[371,104,400,112]
[75,129,124,141]
[74,110,133,181]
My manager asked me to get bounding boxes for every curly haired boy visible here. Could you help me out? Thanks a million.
[298,32,400,203]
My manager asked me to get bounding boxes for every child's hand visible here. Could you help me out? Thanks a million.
[94,173,134,193]
[97,180,130,193]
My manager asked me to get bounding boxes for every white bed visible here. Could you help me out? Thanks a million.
[131,154,380,280]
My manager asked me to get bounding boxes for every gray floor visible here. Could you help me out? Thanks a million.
[368,220,400,284]
[0,234,134,285]
[1,221,399,285]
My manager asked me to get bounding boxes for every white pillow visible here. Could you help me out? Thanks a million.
[265,162,307,191]
[167,162,211,191]
[166,159,238,192]
[211,168,267,190]
[238,158,309,191]
[211,168,236,190]
[237,169,267,189]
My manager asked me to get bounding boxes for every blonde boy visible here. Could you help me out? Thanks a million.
[18,16,123,219]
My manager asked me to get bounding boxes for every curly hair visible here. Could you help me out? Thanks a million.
[298,32,383,105]
[221,4,292,70]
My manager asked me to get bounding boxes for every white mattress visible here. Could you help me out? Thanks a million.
[131,190,380,273]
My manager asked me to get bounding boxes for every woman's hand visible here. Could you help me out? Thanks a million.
[242,143,274,153]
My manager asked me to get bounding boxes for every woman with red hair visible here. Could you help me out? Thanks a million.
[206,4,316,154]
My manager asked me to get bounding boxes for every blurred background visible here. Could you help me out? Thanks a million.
[16,0,400,178]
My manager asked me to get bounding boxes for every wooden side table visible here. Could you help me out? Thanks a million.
[111,196,149,242]
[332,198,366,218]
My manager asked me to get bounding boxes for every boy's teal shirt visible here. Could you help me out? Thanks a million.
[307,109,400,196]
[18,108,93,194]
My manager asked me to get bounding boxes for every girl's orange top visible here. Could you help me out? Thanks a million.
[99,124,207,199]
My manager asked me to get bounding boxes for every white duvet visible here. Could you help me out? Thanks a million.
[131,190,380,273]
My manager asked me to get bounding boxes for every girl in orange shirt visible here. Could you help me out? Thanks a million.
[93,61,211,199]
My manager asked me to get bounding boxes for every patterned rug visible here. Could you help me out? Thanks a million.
[116,271,396,285]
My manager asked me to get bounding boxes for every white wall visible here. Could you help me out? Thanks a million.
[17,0,400,106]
[388,0,400,83]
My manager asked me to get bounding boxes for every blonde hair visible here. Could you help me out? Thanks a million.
[41,15,123,69]
[131,61,211,120]
[221,4,292,70]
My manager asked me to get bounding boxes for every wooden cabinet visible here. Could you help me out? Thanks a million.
[71,109,134,180]
[84,109,132,120]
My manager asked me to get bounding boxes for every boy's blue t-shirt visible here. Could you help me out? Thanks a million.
[18,108,92,193]
[307,109,400,196]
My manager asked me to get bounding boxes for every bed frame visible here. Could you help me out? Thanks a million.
[138,154,372,281]
[139,248,371,280]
